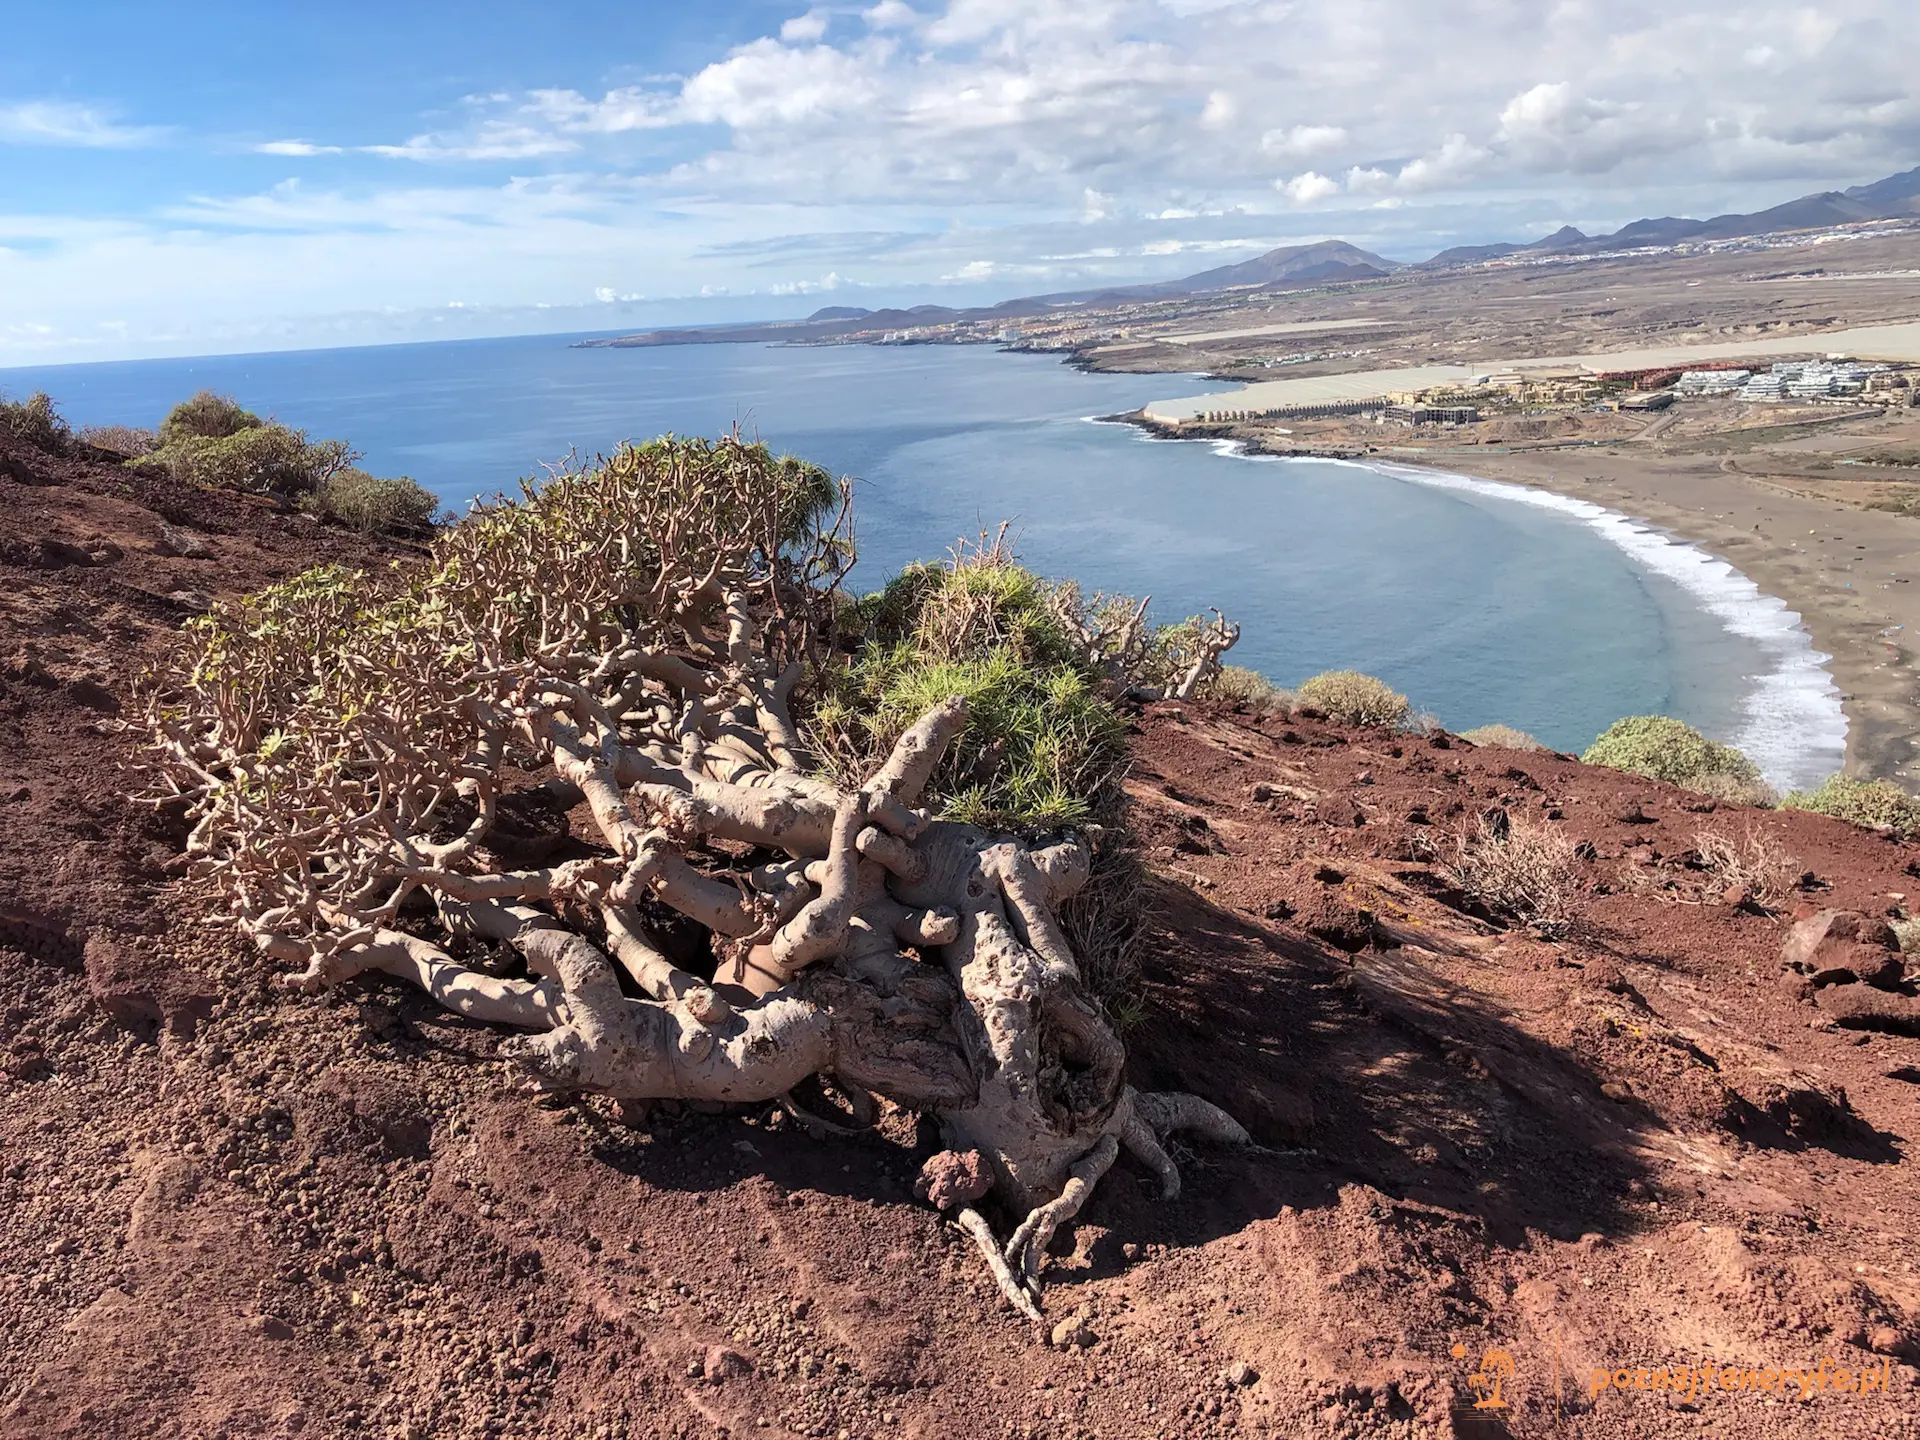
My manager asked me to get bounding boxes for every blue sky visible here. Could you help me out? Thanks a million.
[2,1,1915,364]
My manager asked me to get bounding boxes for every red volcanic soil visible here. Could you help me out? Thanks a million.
[3,433,1918,1440]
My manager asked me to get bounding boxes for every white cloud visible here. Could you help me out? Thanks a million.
[781,9,831,43]
[0,101,161,148]
[679,38,880,128]
[768,270,846,294]
[365,122,581,162]
[327,2,1920,212]
[1140,236,1267,254]
[944,259,1000,280]
[256,140,343,157]
[13,0,1920,361]
[1395,133,1489,192]
[1277,170,1339,204]
[1260,124,1346,158]
[864,0,919,27]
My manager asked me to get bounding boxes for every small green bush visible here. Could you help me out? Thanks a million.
[146,422,354,500]
[1295,670,1410,728]
[1459,723,1546,751]
[813,537,1151,830]
[829,644,1128,830]
[78,423,158,457]
[0,392,71,454]
[1211,665,1290,712]
[1582,716,1762,794]
[1781,775,1920,837]
[313,469,442,535]
[159,390,262,444]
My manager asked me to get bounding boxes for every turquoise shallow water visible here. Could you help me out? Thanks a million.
[1,334,1844,782]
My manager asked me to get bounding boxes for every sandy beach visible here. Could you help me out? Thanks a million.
[1393,444,1920,787]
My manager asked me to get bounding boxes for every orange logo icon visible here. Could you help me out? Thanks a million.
[1453,1342,1515,1411]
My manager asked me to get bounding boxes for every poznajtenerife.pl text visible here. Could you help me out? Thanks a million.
[1590,1357,1893,1402]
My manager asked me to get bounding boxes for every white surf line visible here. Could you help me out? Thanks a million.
[1326,450,1846,789]
[1086,414,1849,790]
[1349,458,1846,792]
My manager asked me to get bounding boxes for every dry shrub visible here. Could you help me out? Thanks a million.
[1684,770,1780,808]
[1057,841,1150,1025]
[1447,813,1580,937]
[1210,664,1290,714]
[78,423,158,457]
[1459,723,1546,751]
[1691,828,1800,907]
[0,391,71,455]
[1295,669,1410,728]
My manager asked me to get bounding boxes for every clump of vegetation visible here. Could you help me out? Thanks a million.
[1691,828,1800,907]
[819,534,1170,831]
[814,640,1129,831]
[308,468,442,535]
[1294,669,1410,728]
[1866,489,1920,518]
[1684,770,1780,807]
[1856,446,1920,468]
[1582,716,1771,803]
[1459,723,1546,751]
[144,433,1252,1321]
[1211,664,1290,714]
[1781,775,1920,838]
[0,391,72,455]
[1447,812,1580,938]
[141,390,355,498]
[134,388,437,536]
[77,423,158,457]
[809,533,1243,1012]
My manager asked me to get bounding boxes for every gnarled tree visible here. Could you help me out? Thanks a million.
[143,435,1247,1321]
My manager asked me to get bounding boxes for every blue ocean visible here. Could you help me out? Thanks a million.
[1,333,1845,786]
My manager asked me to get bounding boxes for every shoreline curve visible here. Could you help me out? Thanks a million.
[1095,416,1848,792]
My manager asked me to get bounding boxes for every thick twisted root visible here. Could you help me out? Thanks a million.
[952,1086,1255,1314]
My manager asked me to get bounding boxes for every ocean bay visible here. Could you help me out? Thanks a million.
[3,333,1843,784]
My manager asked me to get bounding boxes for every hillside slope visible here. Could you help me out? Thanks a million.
[1,437,1916,1439]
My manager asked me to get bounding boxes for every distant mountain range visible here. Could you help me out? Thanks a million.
[1420,164,1920,267]
[578,166,1919,349]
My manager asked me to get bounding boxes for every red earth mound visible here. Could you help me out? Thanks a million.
[2,433,1917,1439]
